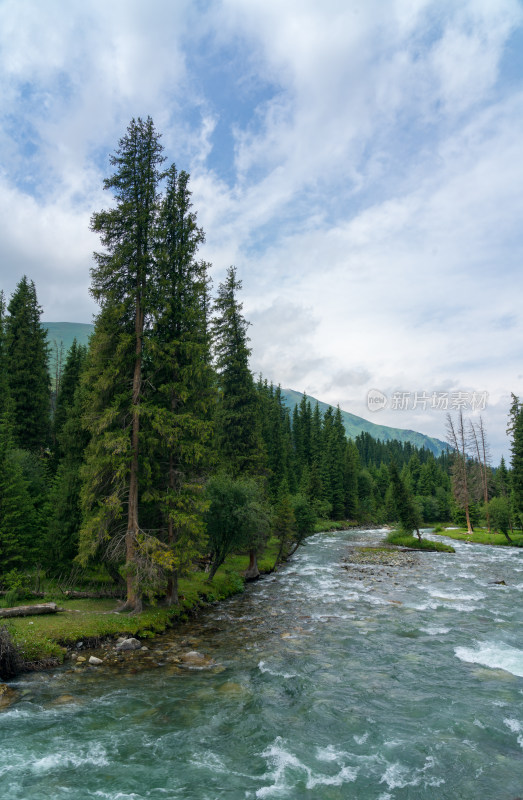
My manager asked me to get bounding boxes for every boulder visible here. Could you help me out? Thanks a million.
[116,638,141,651]
[89,656,103,665]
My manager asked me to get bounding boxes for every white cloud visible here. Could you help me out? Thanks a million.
[0,0,522,460]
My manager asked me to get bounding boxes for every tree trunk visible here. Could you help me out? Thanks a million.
[165,436,179,605]
[0,603,63,618]
[244,549,260,581]
[122,294,143,614]
[165,571,179,606]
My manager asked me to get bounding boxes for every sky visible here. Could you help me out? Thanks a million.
[1,0,522,462]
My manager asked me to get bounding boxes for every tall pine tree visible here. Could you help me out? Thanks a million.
[5,277,50,452]
[80,117,166,612]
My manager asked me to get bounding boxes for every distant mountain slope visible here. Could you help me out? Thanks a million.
[42,324,447,456]
[44,322,93,353]
[44,322,94,377]
[281,388,448,457]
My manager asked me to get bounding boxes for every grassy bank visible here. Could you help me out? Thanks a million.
[435,527,523,547]
[2,540,280,673]
[385,530,455,552]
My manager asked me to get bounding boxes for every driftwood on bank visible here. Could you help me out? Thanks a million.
[0,602,64,619]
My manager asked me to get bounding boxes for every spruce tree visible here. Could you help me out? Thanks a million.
[5,277,50,451]
[389,460,422,540]
[52,339,87,459]
[211,266,267,577]
[510,404,523,529]
[45,357,90,574]
[145,164,214,604]
[80,117,166,612]
[212,267,265,477]
[0,400,37,570]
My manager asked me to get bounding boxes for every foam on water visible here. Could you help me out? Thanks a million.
[380,756,444,790]
[256,737,358,797]
[32,742,110,771]
[258,661,297,679]
[455,641,523,677]
[421,626,450,636]
[504,718,523,749]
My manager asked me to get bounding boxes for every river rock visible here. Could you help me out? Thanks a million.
[89,656,103,665]
[179,650,214,668]
[116,638,141,651]
[76,656,86,663]
[0,683,17,710]
[52,694,76,705]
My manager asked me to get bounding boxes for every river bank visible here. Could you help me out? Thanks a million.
[1,541,281,679]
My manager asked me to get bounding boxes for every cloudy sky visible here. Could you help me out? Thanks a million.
[1,0,522,461]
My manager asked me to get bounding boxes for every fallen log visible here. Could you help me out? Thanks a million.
[63,590,122,599]
[0,602,64,619]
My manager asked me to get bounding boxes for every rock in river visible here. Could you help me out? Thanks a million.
[116,638,142,651]
[179,650,215,668]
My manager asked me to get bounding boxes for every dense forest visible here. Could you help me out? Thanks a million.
[0,118,521,612]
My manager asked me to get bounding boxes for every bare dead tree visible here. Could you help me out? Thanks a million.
[469,417,491,532]
[446,409,473,534]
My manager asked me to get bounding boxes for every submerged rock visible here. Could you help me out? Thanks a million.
[179,650,215,668]
[52,694,76,705]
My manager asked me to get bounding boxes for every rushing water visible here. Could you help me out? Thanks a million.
[2,528,523,799]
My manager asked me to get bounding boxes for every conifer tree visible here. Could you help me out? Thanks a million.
[212,267,265,477]
[510,403,523,529]
[0,400,37,570]
[52,339,87,459]
[5,277,50,451]
[45,353,90,573]
[80,117,166,612]
[145,164,214,604]
[343,440,359,519]
[211,267,267,577]
[389,460,422,540]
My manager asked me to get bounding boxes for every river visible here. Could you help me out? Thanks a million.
[1,528,523,799]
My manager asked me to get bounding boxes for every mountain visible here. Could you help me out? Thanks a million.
[44,322,93,353]
[42,323,448,456]
[280,388,448,457]
[44,322,94,378]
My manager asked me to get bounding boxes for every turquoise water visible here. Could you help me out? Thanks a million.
[2,528,523,799]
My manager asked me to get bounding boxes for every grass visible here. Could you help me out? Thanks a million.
[3,536,282,671]
[385,530,455,553]
[436,527,523,547]
[313,519,363,533]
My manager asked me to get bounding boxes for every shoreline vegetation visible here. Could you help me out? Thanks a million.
[4,519,519,679]
[1,539,282,679]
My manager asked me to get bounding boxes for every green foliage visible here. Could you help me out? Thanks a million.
[0,402,39,570]
[205,473,271,580]
[273,483,297,565]
[5,276,51,451]
[487,496,511,541]
[212,267,266,479]
[388,461,422,538]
